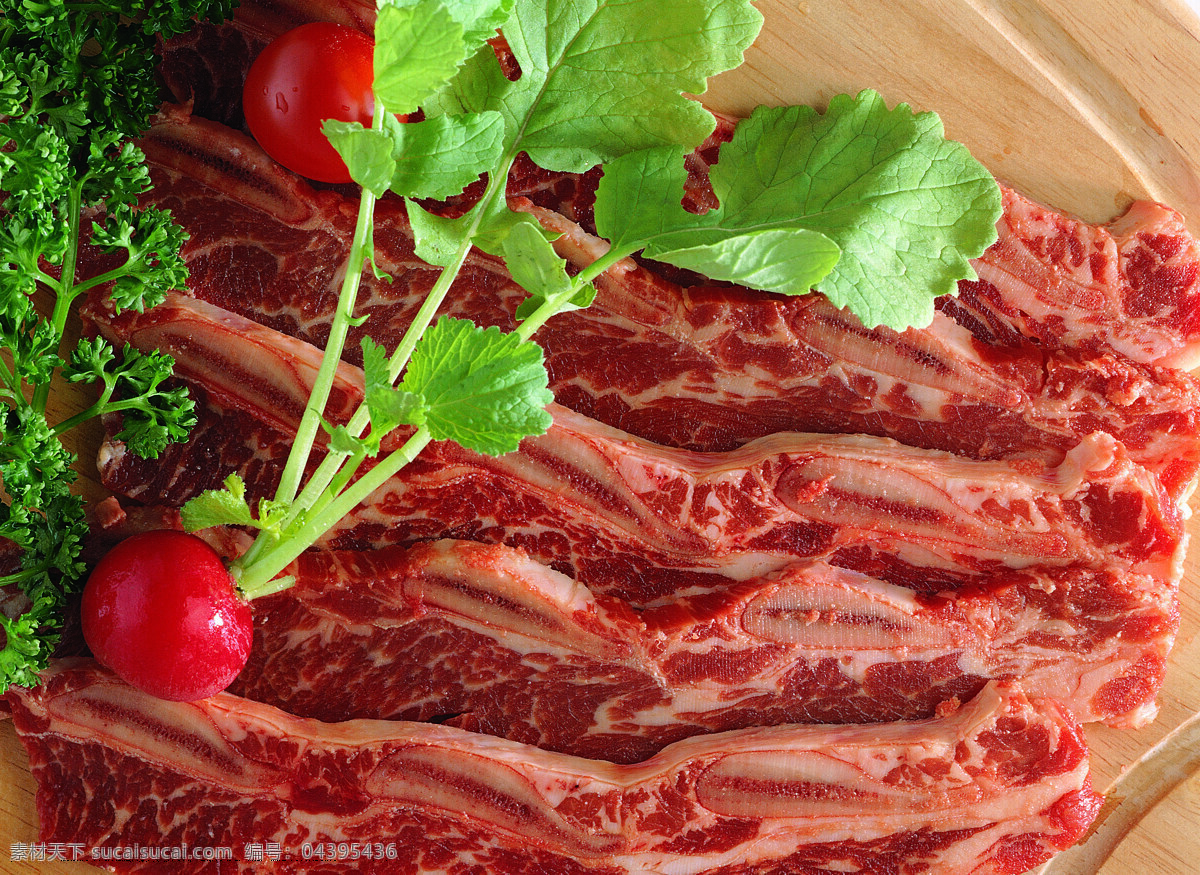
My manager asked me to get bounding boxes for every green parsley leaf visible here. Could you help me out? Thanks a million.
[434,0,763,173]
[111,347,197,458]
[0,454,86,691]
[0,0,228,691]
[361,336,426,449]
[88,204,190,313]
[399,317,553,455]
[81,134,153,210]
[181,474,289,535]
[594,91,1002,329]
[325,121,396,197]
[504,221,596,320]
[0,596,60,690]
[383,111,504,199]
[374,0,467,115]
[0,407,75,525]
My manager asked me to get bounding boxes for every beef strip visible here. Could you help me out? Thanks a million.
[224,538,1173,756]
[90,106,1200,510]
[81,292,1179,738]
[949,186,1200,370]
[84,290,1185,604]
[7,661,1101,875]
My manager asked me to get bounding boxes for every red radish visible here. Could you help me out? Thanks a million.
[81,530,253,701]
[242,22,375,183]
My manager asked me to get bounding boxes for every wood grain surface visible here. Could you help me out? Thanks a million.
[4,0,1200,872]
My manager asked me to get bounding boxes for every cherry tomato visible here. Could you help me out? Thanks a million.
[81,530,253,701]
[242,22,374,183]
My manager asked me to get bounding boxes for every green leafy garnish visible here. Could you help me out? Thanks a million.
[435,0,763,173]
[180,474,289,536]
[183,0,1000,608]
[386,112,506,199]
[595,92,1003,329]
[190,0,761,596]
[0,0,226,691]
[372,0,468,114]
[61,339,195,459]
[506,222,588,320]
[595,144,843,296]
[359,336,425,445]
[400,317,553,455]
[322,122,396,198]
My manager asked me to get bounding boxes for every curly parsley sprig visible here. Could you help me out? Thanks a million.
[0,0,232,692]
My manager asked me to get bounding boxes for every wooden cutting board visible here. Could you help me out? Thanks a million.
[4,0,1200,871]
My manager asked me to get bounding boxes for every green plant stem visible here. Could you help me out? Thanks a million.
[231,148,577,598]
[263,159,514,534]
[515,246,630,340]
[232,108,503,589]
[72,262,143,296]
[0,560,54,589]
[31,183,82,414]
[382,175,510,383]
[271,178,380,507]
[0,358,20,398]
[235,427,432,598]
[285,221,476,514]
[49,381,115,437]
[233,107,390,577]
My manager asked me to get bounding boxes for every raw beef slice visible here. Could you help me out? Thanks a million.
[8,661,1101,875]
